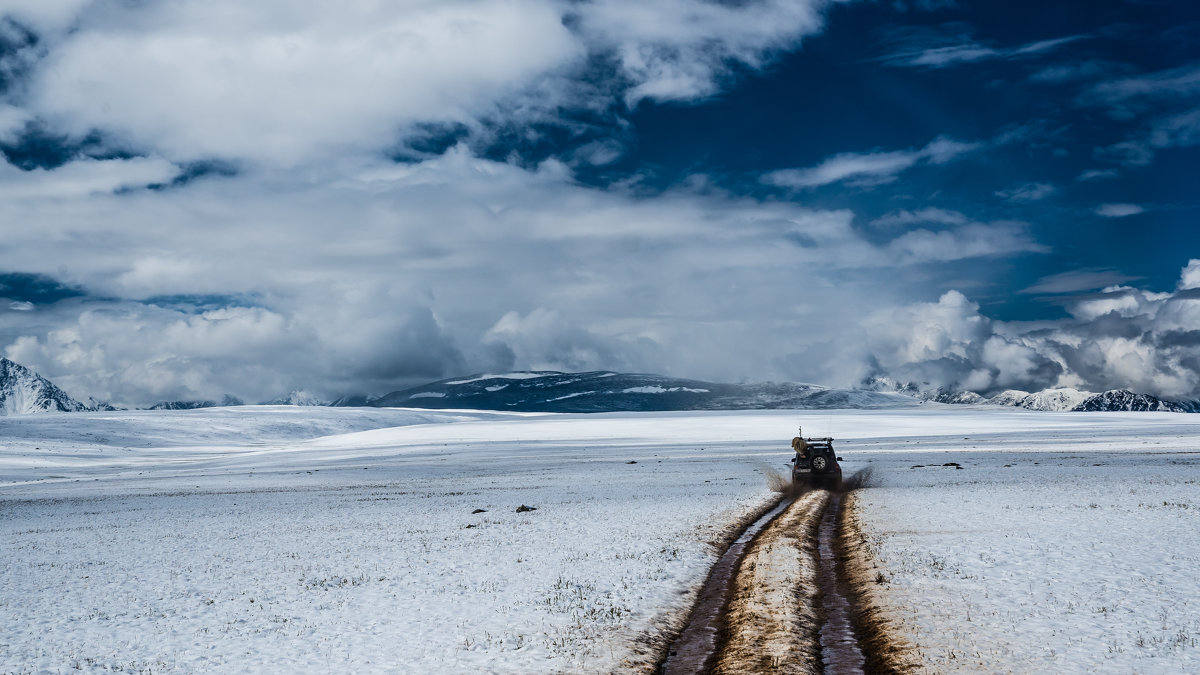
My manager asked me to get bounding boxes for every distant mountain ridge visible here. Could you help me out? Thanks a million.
[0,357,89,415]
[862,377,1199,413]
[146,395,244,410]
[368,371,918,412]
[2,356,1196,415]
[263,390,327,406]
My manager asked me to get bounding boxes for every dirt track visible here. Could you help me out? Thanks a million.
[713,489,827,674]
[656,485,913,674]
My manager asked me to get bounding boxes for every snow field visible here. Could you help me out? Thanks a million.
[3,406,1199,673]
[851,438,1200,673]
[2,407,798,673]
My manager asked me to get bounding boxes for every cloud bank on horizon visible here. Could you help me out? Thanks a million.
[0,0,1197,406]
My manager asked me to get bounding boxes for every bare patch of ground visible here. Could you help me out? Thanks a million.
[713,489,828,674]
[650,494,788,674]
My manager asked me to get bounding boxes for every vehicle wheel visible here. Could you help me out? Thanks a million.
[811,455,828,472]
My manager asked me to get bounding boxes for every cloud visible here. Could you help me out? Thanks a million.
[1020,269,1140,295]
[483,308,653,373]
[0,0,841,166]
[995,182,1056,202]
[1082,66,1200,168]
[885,222,1045,265]
[575,0,832,106]
[1083,65,1200,113]
[22,0,583,166]
[1076,168,1118,182]
[0,144,1052,405]
[1029,59,1127,84]
[0,155,179,198]
[879,24,1086,69]
[1095,203,1144,218]
[870,207,969,228]
[761,135,979,188]
[859,260,1200,399]
[0,1,1188,408]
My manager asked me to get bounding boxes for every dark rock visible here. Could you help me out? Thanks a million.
[515,505,536,513]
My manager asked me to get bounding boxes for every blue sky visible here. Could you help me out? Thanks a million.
[0,0,1197,405]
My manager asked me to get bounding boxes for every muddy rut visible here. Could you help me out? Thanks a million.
[658,486,907,674]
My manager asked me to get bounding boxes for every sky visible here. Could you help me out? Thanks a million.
[0,0,1197,407]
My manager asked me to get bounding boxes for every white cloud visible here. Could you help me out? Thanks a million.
[870,207,969,228]
[0,156,179,198]
[1095,203,1144,218]
[27,0,582,165]
[857,260,1200,399]
[0,104,31,141]
[2,0,841,166]
[995,181,1056,202]
[1076,168,1118,182]
[863,290,989,367]
[0,0,91,34]
[886,222,1045,264]
[881,30,1086,69]
[761,135,979,188]
[0,146,1053,405]
[576,0,829,105]
[1180,259,1200,290]
[1020,269,1139,295]
[1085,65,1200,109]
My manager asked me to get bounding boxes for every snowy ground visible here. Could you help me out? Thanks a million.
[849,411,1200,674]
[2,406,1199,673]
[1,407,790,674]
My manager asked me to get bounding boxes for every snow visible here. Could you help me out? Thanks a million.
[621,386,710,394]
[443,372,557,385]
[407,391,446,399]
[1016,387,1091,411]
[267,390,329,406]
[0,406,782,673]
[984,387,1093,411]
[3,406,1200,673]
[849,413,1200,673]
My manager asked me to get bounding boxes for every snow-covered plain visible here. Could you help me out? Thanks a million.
[849,413,1200,674]
[2,405,1199,673]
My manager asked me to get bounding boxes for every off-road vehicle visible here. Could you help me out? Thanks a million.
[790,435,842,489]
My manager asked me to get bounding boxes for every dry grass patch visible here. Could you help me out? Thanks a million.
[837,491,923,674]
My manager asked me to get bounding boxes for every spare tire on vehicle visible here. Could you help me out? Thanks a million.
[811,455,829,472]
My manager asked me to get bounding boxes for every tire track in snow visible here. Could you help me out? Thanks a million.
[657,480,908,674]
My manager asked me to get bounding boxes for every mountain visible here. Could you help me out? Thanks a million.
[146,394,244,410]
[263,390,327,406]
[368,371,917,413]
[1073,390,1198,413]
[330,394,379,407]
[0,357,89,415]
[864,376,1197,412]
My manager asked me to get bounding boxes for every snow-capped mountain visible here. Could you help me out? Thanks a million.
[369,371,918,413]
[1073,390,1198,413]
[0,357,89,415]
[863,376,1198,413]
[329,394,379,407]
[263,390,327,406]
[146,395,244,410]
